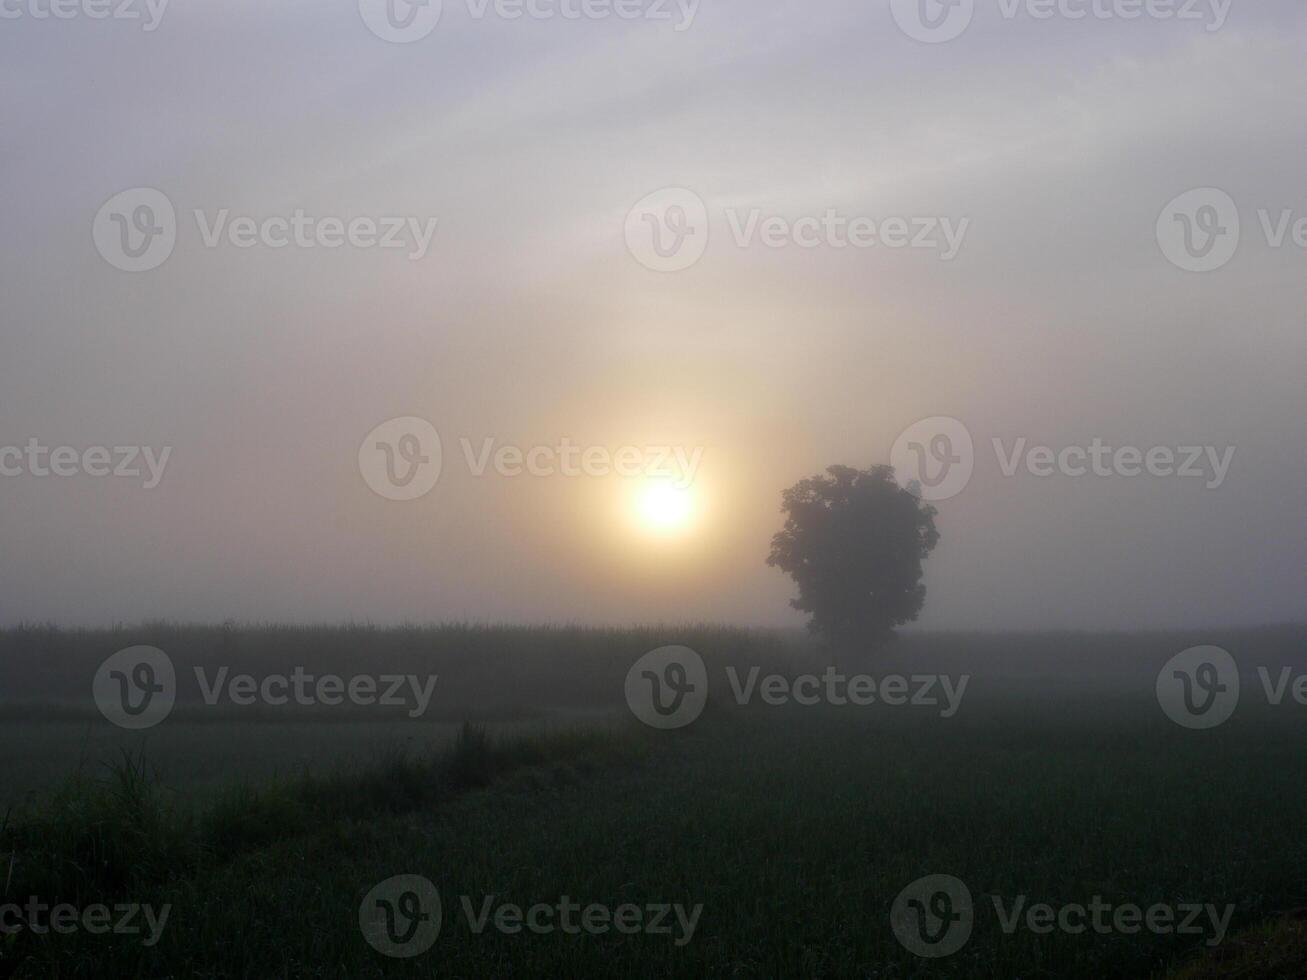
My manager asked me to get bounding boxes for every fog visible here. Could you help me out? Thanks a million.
[2,0,1304,629]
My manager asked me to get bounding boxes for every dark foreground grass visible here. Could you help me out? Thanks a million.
[4,697,1307,978]
[0,723,646,977]
[1165,915,1307,979]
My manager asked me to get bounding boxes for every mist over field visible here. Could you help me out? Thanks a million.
[2,1,1307,977]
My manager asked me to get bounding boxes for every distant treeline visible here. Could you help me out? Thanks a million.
[0,623,799,715]
[0,621,1303,716]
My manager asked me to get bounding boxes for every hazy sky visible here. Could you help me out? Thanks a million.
[2,0,1304,629]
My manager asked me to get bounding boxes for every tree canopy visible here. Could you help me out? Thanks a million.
[767,464,940,652]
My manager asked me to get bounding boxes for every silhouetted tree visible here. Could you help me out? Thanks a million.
[767,464,939,654]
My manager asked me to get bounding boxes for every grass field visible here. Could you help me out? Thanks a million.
[2,624,1305,977]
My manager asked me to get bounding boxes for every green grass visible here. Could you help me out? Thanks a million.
[2,624,1307,977]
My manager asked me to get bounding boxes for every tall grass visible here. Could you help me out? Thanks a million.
[0,725,642,910]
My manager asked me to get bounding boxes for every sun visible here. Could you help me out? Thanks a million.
[635,480,695,534]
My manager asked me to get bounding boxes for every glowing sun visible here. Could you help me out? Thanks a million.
[635,480,695,534]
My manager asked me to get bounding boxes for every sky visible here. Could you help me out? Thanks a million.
[1,0,1304,630]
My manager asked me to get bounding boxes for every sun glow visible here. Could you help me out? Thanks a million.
[635,480,695,534]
